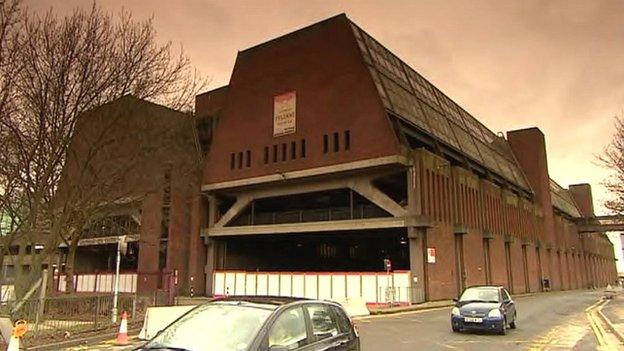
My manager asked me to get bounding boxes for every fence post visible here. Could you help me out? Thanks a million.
[132,295,137,320]
[34,269,49,335]
[94,295,101,329]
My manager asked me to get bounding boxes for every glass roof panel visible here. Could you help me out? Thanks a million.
[449,122,484,164]
[350,20,530,192]
[549,180,582,218]
[380,74,431,133]
[474,140,503,175]
[420,102,460,150]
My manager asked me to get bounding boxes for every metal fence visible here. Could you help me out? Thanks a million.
[0,293,152,340]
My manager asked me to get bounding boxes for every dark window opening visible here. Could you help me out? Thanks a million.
[344,130,351,150]
[246,150,251,168]
[230,153,235,169]
[229,189,392,227]
[301,139,306,158]
[333,132,339,152]
[237,152,243,169]
[264,147,269,164]
[220,229,409,272]
[291,141,297,159]
[272,145,278,163]
[323,134,329,153]
[281,143,287,161]
[372,172,407,205]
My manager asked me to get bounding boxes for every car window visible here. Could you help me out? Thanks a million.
[144,302,273,351]
[306,304,340,342]
[502,289,511,301]
[459,287,500,303]
[268,307,308,350]
[332,306,352,334]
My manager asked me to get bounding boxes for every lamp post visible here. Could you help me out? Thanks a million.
[112,235,127,323]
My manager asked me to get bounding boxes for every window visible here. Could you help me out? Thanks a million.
[246,150,251,168]
[344,130,351,150]
[230,153,235,170]
[268,307,308,350]
[272,145,278,163]
[333,132,339,152]
[323,134,329,153]
[282,143,287,162]
[300,139,306,158]
[502,289,511,302]
[332,306,352,334]
[264,146,269,164]
[237,152,243,169]
[291,141,297,159]
[306,305,339,342]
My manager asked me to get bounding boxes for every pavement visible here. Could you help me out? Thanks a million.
[59,289,621,350]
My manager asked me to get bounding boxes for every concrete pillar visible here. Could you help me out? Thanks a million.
[137,192,163,295]
[204,195,220,296]
[408,227,427,303]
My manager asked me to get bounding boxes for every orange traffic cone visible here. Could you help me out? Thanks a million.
[6,334,19,351]
[115,311,129,345]
[8,320,27,351]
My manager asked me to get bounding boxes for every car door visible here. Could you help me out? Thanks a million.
[330,305,359,351]
[501,288,515,322]
[304,304,351,351]
[265,306,311,351]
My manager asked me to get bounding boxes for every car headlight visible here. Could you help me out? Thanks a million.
[451,307,460,315]
[488,309,502,318]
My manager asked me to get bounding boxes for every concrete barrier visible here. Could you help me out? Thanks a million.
[334,297,370,317]
[138,305,196,340]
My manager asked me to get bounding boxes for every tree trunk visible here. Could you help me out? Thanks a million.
[65,241,78,294]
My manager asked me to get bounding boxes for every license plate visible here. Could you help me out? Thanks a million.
[464,317,483,323]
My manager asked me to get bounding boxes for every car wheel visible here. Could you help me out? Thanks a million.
[509,313,517,329]
[498,321,507,335]
[452,325,460,333]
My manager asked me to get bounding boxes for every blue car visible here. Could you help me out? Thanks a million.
[450,285,517,335]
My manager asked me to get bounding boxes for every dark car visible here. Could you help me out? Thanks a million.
[135,296,360,351]
[450,286,517,335]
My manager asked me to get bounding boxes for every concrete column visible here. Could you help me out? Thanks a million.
[204,238,215,296]
[204,195,220,296]
[408,227,427,303]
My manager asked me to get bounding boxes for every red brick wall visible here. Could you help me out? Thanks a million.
[202,16,400,186]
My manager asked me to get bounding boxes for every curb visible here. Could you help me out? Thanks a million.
[27,328,141,351]
[364,288,595,317]
[596,300,624,344]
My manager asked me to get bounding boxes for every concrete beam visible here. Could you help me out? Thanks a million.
[213,196,251,228]
[205,217,407,237]
[201,155,410,191]
[350,179,407,217]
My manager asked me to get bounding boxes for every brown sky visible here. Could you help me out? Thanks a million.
[26,0,624,214]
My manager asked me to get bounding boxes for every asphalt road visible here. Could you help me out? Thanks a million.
[354,290,604,351]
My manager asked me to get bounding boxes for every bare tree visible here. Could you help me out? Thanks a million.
[599,113,624,214]
[0,2,207,296]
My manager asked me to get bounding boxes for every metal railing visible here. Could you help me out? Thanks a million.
[0,294,151,340]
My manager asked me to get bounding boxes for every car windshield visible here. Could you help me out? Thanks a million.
[143,302,274,351]
[459,287,500,303]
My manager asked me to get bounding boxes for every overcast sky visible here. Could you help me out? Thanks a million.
[26,0,624,214]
